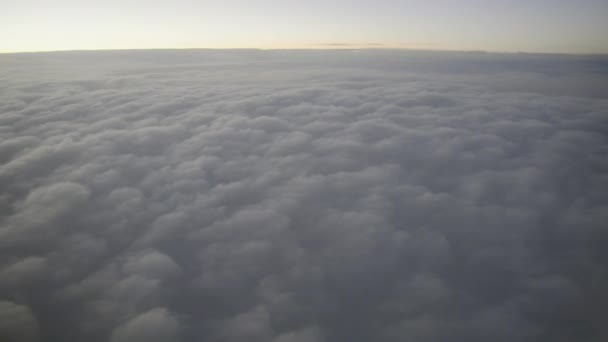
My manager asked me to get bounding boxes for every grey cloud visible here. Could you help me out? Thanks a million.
[109,307,180,342]
[273,326,325,342]
[0,256,47,288]
[1,182,90,246]
[0,301,40,342]
[123,250,182,279]
[0,50,607,342]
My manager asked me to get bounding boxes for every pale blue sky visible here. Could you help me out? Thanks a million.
[1,0,607,53]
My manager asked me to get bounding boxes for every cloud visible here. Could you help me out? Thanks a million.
[1,182,90,245]
[109,308,180,342]
[0,50,607,342]
[0,301,40,342]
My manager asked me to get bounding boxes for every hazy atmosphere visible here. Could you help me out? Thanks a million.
[2,0,608,53]
[1,2,608,342]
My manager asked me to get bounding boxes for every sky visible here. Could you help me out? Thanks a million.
[1,0,608,54]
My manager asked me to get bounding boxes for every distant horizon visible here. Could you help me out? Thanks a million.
[2,46,608,57]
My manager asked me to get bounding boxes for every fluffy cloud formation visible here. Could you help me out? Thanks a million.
[0,50,607,341]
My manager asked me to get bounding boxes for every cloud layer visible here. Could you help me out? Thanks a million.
[1,50,607,341]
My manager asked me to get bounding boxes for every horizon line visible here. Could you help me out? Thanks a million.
[2,46,608,57]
